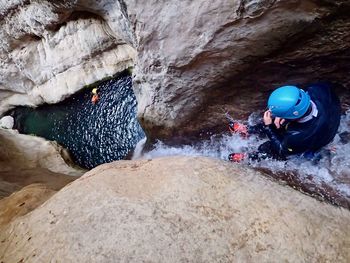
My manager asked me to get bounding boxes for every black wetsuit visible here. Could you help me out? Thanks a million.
[249,83,341,161]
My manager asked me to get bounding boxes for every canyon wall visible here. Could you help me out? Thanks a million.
[0,0,135,114]
[126,0,350,142]
[1,157,349,262]
[1,3,350,260]
[1,0,350,142]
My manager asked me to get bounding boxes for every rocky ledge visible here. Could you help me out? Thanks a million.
[0,157,349,262]
[0,129,82,223]
[0,0,135,114]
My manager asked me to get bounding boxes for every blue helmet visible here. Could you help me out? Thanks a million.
[268,85,311,119]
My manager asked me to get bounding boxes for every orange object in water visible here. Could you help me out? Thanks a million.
[91,94,99,104]
[228,122,248,137]
[228,153,247,163]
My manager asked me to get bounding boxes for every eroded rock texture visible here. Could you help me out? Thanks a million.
[0,0,136,114]
[0,129,79,225]
[127,0,350,142]
[0,157,349,262]
[2,0,349,142]
[0,129,82,198]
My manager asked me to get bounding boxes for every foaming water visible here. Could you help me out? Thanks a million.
[11,73,145,169]
[136,111,350,207]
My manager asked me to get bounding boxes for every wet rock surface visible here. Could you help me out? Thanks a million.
[124,0,350,209]
[126,0,350,142]
[0,157,349,262]
[2,1,350,140]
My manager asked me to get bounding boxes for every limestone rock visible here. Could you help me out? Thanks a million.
[0,116,14,129]
[0,129,78,226]
[0,157,349,262]
[0,128,80,207]
[2,0,349,141]
[126,0,350,142]
[0,0,136,114]
[0,129,83,176]
[0,184,56,228]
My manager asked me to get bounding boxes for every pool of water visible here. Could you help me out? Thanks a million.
[10,73,145,169]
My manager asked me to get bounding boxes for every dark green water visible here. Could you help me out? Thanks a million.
[10,73,145,169]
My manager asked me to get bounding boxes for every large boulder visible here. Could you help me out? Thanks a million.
[0,129,83,176]
[0,129,80,230]
[1,157,349,262]
[0,116,14,129]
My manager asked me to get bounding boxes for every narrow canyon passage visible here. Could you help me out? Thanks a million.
[8,75,350,208]
[1,1,350,261]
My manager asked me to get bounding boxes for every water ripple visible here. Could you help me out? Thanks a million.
[12,73,145,169]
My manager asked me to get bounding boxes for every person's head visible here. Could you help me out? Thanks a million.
[267,85,311,120]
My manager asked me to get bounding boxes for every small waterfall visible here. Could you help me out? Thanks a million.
[137,110,350,207]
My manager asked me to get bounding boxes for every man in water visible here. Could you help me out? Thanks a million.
[91,88,99,104]
[228,83,341,162]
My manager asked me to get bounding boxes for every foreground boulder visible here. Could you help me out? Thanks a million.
[1,157,349,262]
[0,184,57,228]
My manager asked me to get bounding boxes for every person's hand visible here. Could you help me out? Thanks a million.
[274,117,285,129]
[263,110,273,126]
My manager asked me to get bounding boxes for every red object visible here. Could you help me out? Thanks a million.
[228,153,246,163]
[91,94,99,104]
[228,122,248,137]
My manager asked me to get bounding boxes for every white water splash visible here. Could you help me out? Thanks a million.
[132,137,147,159]
[134,111,350,198]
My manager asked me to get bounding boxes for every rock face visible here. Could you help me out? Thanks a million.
[2,1,350,141]
[0,129,79,228]
[0,184,57,228]
[0,129,81,198]
[0,129,82,176]
[0,157,349,262]
[0,116,14,129]
[127,0,350,142]
[0,0,136,114]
